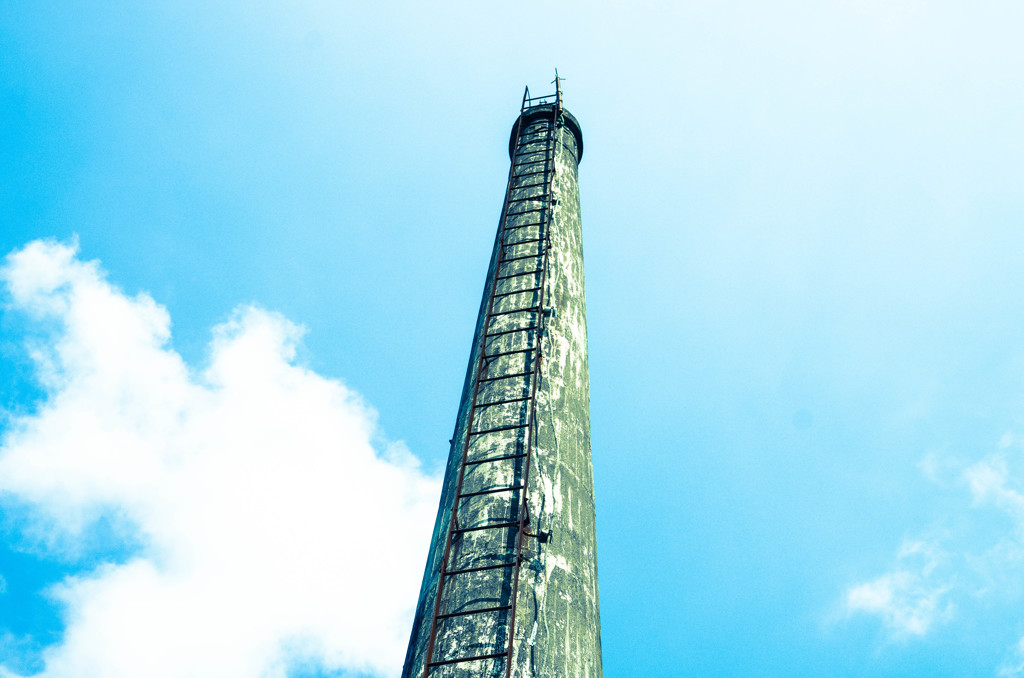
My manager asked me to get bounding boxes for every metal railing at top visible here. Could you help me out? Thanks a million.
[521,84,561,112]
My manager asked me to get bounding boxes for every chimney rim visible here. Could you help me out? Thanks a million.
[508,105,584,164]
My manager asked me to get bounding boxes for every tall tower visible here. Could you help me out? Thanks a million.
[401,83,600,678]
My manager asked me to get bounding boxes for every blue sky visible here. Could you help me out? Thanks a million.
[4,1,1024,676]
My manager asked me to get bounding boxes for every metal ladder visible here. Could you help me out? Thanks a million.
[422,84,565,678]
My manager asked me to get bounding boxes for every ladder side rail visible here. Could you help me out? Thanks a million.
[504,104,562,678]
[421,104,532,678]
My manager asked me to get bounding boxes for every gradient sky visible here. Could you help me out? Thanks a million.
[4,1,1024,676]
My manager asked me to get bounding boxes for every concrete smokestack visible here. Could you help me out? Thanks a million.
[402,86,600,678]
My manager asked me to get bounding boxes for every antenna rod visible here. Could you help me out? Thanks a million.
[552,68,564,110]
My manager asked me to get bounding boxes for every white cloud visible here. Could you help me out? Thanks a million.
[844,539,953,638]
[0,239,440,678]
[965,456,1024,525]
[843,445,1024,671]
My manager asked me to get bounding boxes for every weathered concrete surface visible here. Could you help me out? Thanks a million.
[402,104,601,678]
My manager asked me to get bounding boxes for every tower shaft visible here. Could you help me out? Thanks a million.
[403,88,600,678]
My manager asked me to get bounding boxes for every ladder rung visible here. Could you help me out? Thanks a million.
[465,452,527,466]
[476,396,531,408]
[484,346,534,359]
[513,159,547,169]
[520,133,552,144]
[452,521,519,535]
[488,305,539,317]
[436,604,512,620]
[478,370,534,383]
[512,168,552,179]
[496,269,542,281]
[500,253,542,265]
[493,286,542,299]
[459,484,524,499]
[469,423,529,436]
[428,651,509,668]
[504,237,543,248]
[512,169,549,180]
[503,222,543,232]
[506,206,547,217]
[444,561,517,577]
[507,194,549,204]
[485,325,537,338]
[512,181,548,191]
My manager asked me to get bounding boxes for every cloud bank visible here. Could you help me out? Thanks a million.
[0,239,440,678]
